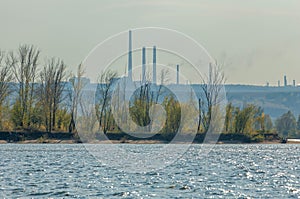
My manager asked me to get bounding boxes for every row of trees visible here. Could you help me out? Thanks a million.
[93,69,183,137]
[224,103,272,134]
[92,66,300,140]
[1,44,299,140]
[0,45,84,134]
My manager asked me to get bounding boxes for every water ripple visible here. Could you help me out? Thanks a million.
[0,144,299,198]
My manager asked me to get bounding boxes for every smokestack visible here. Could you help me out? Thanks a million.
[142,47,146,84]
[278,80,280,87]
[176,64,179,85]
[284,75,287,87]
[293,80,296,87]
[128,30,132,82]
[153,46,156,84]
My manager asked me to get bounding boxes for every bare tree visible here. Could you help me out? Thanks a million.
[95,70,117,134]
[77,90,99,140]
[39,58,67,132]
[51,59,67,130]
[155,68,170,103]
[129,69,170,133]
[198,61,226,133]
[8,44,40,128]
[130,82,152,129]
[0,51,13,106]
[0,51,13,129]
[68,64,85,133]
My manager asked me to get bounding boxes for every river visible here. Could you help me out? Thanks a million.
[0,144,299,198]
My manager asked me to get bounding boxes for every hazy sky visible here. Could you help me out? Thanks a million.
[0,0,300,85]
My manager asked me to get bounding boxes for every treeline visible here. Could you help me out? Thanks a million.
[224,104,300,140]
[95,81,294,142]
[88,65,300,142]
[0,44,81,134]
[0,44,299,142]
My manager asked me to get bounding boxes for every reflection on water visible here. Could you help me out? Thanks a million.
[0,144,299,198]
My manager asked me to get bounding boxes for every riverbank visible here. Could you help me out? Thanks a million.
[0,140,284,144]
[0,131,284,144]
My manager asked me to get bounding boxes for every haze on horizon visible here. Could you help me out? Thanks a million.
[0,0,299,85]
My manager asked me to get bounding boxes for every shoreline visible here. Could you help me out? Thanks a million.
[0,131,289,144]
[0,139,285,144]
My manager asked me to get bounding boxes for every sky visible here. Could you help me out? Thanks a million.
[0,0,300,85]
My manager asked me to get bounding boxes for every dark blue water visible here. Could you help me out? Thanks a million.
[0,144,299,198]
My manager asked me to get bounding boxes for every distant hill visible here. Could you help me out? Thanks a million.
[225,85,300,120]
[8,81,300,121]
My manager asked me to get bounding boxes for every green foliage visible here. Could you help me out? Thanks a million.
[30,104,44,130]
[224,102,234,133]
[276,111,297,138]
[130,98,151,127]
[234,104,258,135]
[56,108,71,131]
[264,114,273,131]
[161,96,181,135]
[129,83,153,129]
[0,102,13,130]
[221,103,277,142]
[11,100,23,129]
[2,45,71,133]
[250,134,264,143]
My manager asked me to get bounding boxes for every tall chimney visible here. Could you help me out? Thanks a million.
[176,64,179,85]
[128,30,132,82]
[153,46,156,84]
[293,80,296,87]
[142,47,146,84]
[278,80,280,87]
[284,75,287,87]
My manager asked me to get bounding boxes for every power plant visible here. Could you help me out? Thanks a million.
[284,75,287,87]
[94,30,300,122]
[127,30,181,85]
[152,46,157,84]
[142,47,146,84]
[276,75,297,87]
[176,64,179,85]
[128,30,132,82]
